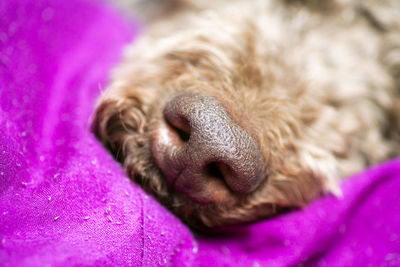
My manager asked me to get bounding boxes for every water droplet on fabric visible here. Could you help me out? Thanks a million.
[41,7,54,21]
[317,259,327,267]
[28,64,37,74]
[284,240,291,247]
[365,246,373,257]
[0,32,7,43]
[385,253,397,261]
[390,234,398,242]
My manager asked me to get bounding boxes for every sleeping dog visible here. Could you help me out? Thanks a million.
[93,0,400,229]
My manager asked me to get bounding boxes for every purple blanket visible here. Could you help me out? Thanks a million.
[1,0,399,266]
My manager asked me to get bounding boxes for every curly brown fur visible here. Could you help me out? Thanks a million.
[93,0,400,229]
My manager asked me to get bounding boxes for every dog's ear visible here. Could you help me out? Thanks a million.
[92,96,145,160]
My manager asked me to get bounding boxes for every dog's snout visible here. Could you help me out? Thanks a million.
[152,92,265,203]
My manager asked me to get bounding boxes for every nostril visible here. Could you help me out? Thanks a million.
[174,124,190,142]
[204,162,225,181]
[203,162,234,189]
[164,114,191,143]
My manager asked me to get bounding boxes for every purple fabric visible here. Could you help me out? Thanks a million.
[0,0,399,266]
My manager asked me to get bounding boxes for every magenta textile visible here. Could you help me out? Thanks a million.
[1,0,399,266]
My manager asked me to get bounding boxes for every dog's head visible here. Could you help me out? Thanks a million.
[93,24,339,229]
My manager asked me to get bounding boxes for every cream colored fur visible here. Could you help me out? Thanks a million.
[94,0,400,228]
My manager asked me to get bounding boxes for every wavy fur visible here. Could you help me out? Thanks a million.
[93,0,400,229]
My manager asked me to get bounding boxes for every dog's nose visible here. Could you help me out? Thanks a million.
[152,92,265,203]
